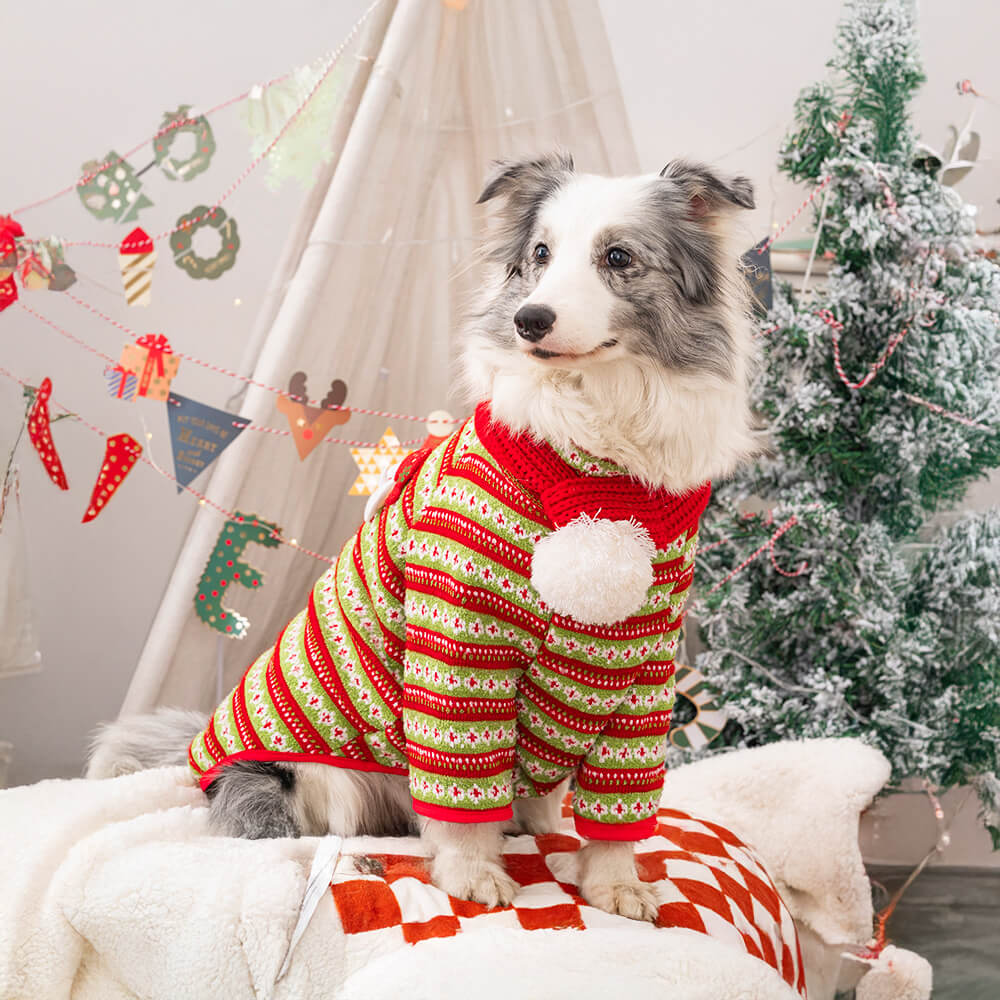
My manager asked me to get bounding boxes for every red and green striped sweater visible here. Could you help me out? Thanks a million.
[189,403,710,840]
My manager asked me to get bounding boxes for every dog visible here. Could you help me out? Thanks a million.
[88,153,757,922]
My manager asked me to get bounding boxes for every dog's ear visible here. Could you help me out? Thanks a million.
[660,159,755,219]
[477,152,575,204]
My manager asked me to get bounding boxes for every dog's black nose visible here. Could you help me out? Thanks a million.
[513,304,556,343]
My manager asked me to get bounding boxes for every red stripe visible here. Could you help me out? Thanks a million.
[601,712,672,739]
[411,799,514,824]
[232,669,260,754]
[413,506,533,576]
[375,513,406,602]
[576,763,666,794]
[348,540,404,714]
[403,685,517,723]
[549,606,679,642]
[204,715,226,762]
[405,626,528,670]
[573,815,657,841]
[265,645,330,754]
[534,647,645,692]
[443,449,548,523]
[516,726,582,769]
[519,676,621,735]
[404,564,548,636]
[304,592,373,735]
[406,743,515,777]
[196,750,407,791]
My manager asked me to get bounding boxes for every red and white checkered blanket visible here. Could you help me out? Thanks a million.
[329,805,807,997]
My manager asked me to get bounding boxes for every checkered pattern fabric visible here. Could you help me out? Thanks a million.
[329,805,807,997]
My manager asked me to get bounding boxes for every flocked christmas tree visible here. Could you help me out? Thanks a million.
[681,0,1000,844]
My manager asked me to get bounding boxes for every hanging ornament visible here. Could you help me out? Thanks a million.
[668,663,728,750]
[275,372,350,460]
[103,363,139,401]
[242,61,347,192]
[118,333,180,400]
[167,392,250,491]
[118,227,156,306]
[153,105,216,182]
[1,216,24,312]
[14,237,76,292]
[77,153,153,224]
[421,409,460,449]
[81,433,142,523]
[349,428,412,496]
[194,513,282,639]
[26,378,69,490]
[170,205,240,280]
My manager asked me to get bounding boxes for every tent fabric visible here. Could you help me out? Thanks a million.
[125,0,639,715]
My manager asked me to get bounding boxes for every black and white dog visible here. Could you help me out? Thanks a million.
[89,154,757,921]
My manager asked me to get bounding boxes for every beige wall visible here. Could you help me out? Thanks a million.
[1,2,997,869]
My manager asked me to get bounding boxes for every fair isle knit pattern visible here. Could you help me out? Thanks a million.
[189,404,709,840]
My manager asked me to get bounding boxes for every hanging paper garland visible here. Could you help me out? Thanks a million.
[153,105,216,182]
[26,378,69,490]
[118,227,156,306]
[118,334,180,400]
[668,663,728,750]
[167,391,250,491]
[194,513,282,639]
[170,205,240,280]
[81,433,142,523]
[77,153,153,224]
[275,372,351,460]
[349,428,413,496]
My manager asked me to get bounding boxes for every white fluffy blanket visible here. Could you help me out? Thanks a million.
[0,739,889,1000]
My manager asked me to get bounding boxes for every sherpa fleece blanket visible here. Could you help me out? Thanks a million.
[0,738,889,1000]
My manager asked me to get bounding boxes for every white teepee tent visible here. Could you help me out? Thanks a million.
[121,0,639,716]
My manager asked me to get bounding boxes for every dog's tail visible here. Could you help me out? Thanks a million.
[85,706,209,779]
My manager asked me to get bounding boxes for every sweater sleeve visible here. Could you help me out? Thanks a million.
[400,443,552,823]
[569,526,699,841]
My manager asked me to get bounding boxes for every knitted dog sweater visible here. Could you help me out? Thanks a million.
[189,404,710,840]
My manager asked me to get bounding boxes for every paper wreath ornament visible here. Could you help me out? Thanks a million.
[275,373,350,460]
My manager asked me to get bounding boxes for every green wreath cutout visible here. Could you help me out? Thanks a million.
[154,106,216,182]
[170,205,240,280]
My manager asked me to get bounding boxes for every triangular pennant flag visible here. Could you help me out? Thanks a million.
[168,392,249,492]
[742,239,772,317]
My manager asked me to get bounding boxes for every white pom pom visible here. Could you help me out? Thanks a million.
[531,515,656,625]
[856,947,932,1000]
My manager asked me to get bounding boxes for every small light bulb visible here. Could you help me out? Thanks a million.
[199,499,206,506]
[145,432,153,441]
[290,538,298,546]
[233,298,242,306]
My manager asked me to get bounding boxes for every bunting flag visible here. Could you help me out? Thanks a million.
[742,239,773,317]
[167,392,250,492]
[349,428,412,496]
[194,513,282,639]
[82,433,142,523]
[26,378,69,490]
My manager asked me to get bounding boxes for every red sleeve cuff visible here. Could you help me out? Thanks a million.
[412,799,514,824]
[573,815,658,841]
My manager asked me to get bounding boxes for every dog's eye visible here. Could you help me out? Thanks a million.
[532,243,550,263]
[606,247,631,269]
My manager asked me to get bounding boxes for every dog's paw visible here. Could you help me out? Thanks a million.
[583,880,659,922]
[431,856,517,909]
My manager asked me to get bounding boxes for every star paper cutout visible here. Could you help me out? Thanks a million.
[349,428,411,496]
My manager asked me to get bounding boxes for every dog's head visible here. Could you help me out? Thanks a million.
[463,153,760,489]
[470,152,754,376]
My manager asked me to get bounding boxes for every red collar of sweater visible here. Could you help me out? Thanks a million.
[474,402,711,550]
